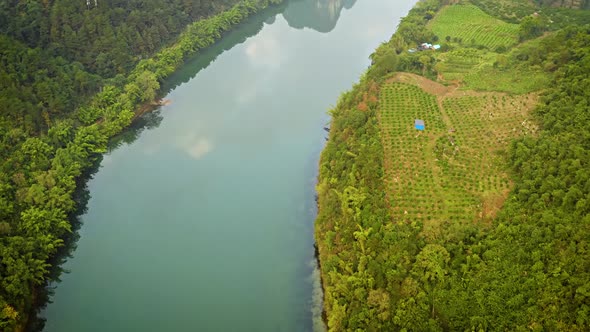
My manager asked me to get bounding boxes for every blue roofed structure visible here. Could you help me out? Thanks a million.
[415,119,425,131]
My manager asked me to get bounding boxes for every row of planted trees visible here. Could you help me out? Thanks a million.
[0,0,282,330]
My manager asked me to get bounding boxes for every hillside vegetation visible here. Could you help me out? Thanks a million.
[316,0,590,330]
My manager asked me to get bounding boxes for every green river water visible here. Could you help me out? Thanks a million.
[42,0,416,331]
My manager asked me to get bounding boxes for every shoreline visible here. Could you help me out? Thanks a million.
[312,2,428,328]
[313,0,590,329]
[313,1,431,327]
[20,1,284,331]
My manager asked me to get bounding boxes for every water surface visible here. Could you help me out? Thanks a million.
[43,0,417,331]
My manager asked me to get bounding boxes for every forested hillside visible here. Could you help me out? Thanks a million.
[539,0,589,8]
[316,0,590,330]
[0,0,282,330]
[0,0,244,76]
[0,0,246,137]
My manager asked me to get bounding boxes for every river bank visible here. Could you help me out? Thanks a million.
[16,2,286,331]
[314,0,590,329]
[40,1,419,331]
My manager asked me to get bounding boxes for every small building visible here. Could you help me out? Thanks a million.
[415,119,425,131]
[418,43,433,51]
[417,43,441,51]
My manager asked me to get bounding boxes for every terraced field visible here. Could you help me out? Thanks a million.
[435,48,495,82]
[429,4,520,50]
[378,74,538,236]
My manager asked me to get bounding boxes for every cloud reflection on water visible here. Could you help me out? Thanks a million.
[177,132,214,160]
[186,138,213,159]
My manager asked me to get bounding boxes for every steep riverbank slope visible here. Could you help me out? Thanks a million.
[315,0,590,330]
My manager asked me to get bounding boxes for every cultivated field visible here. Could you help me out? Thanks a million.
[378,74,537,236]
[462,64,550,93]
[435,48,496,82]
[429,4,520,50]
[469,0,537,22]
[435,48,549,93]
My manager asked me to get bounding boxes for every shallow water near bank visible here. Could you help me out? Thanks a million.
[42,0,417,331]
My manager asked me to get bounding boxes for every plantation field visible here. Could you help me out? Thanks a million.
[435,48,496,82]
[470,0,536,23]
[434,40,549,93]
[429,4,520,50]
[378,75,537,235]
[463,64,550,94]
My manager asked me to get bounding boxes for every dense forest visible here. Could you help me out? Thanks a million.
[316,0,590,330]
[0,0,246,76]
[0,0,283,330]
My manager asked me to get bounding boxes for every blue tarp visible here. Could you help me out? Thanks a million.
[415,119,425,131]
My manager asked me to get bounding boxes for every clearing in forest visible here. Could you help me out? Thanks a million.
[378,73,537,236]
[428,4,520,50]
[434,47,549,93]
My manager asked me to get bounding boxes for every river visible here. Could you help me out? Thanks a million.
[41,0,416,331]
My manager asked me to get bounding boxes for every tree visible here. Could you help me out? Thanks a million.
[368,45,399,79]
[412,244,450,319]
[519,16,545,41]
